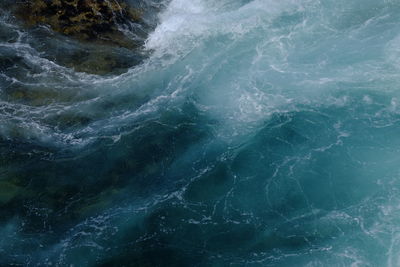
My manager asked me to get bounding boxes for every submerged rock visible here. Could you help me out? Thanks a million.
[11,0,156,75]
[0,181,22,205]
[15,0,142,48]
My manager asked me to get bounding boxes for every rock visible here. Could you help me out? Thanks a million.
[8,0,160,75]
[0,181,21,205]
[63,47,143,75]
[15,0,143,49]
[77,188,119,217]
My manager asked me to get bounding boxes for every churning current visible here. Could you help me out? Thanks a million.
[1,0,400,266]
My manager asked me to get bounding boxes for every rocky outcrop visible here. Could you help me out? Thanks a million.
[10,0,154,75]
[15,0,143,48]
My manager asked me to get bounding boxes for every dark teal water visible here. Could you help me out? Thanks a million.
[2,0,400,266]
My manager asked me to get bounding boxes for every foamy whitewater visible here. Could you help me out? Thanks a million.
[1,0,400,265]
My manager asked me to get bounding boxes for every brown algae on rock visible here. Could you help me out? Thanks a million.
[15,0,142,48]
[13,0,148,75]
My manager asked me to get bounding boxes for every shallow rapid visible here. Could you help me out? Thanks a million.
[2,0,400,266]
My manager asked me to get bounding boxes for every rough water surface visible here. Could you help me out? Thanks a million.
[2,0,400,266]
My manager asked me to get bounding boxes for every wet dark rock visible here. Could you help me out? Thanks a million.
[60,45,145,75]
[0,181,21,205]
[11,0,156,75]
[15,0,142,48]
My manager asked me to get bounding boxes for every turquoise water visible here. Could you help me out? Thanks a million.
[2,0,400,265]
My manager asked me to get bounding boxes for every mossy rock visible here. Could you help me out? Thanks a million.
[15,0,142,48]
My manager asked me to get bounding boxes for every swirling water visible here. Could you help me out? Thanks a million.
[2,0,400,266]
